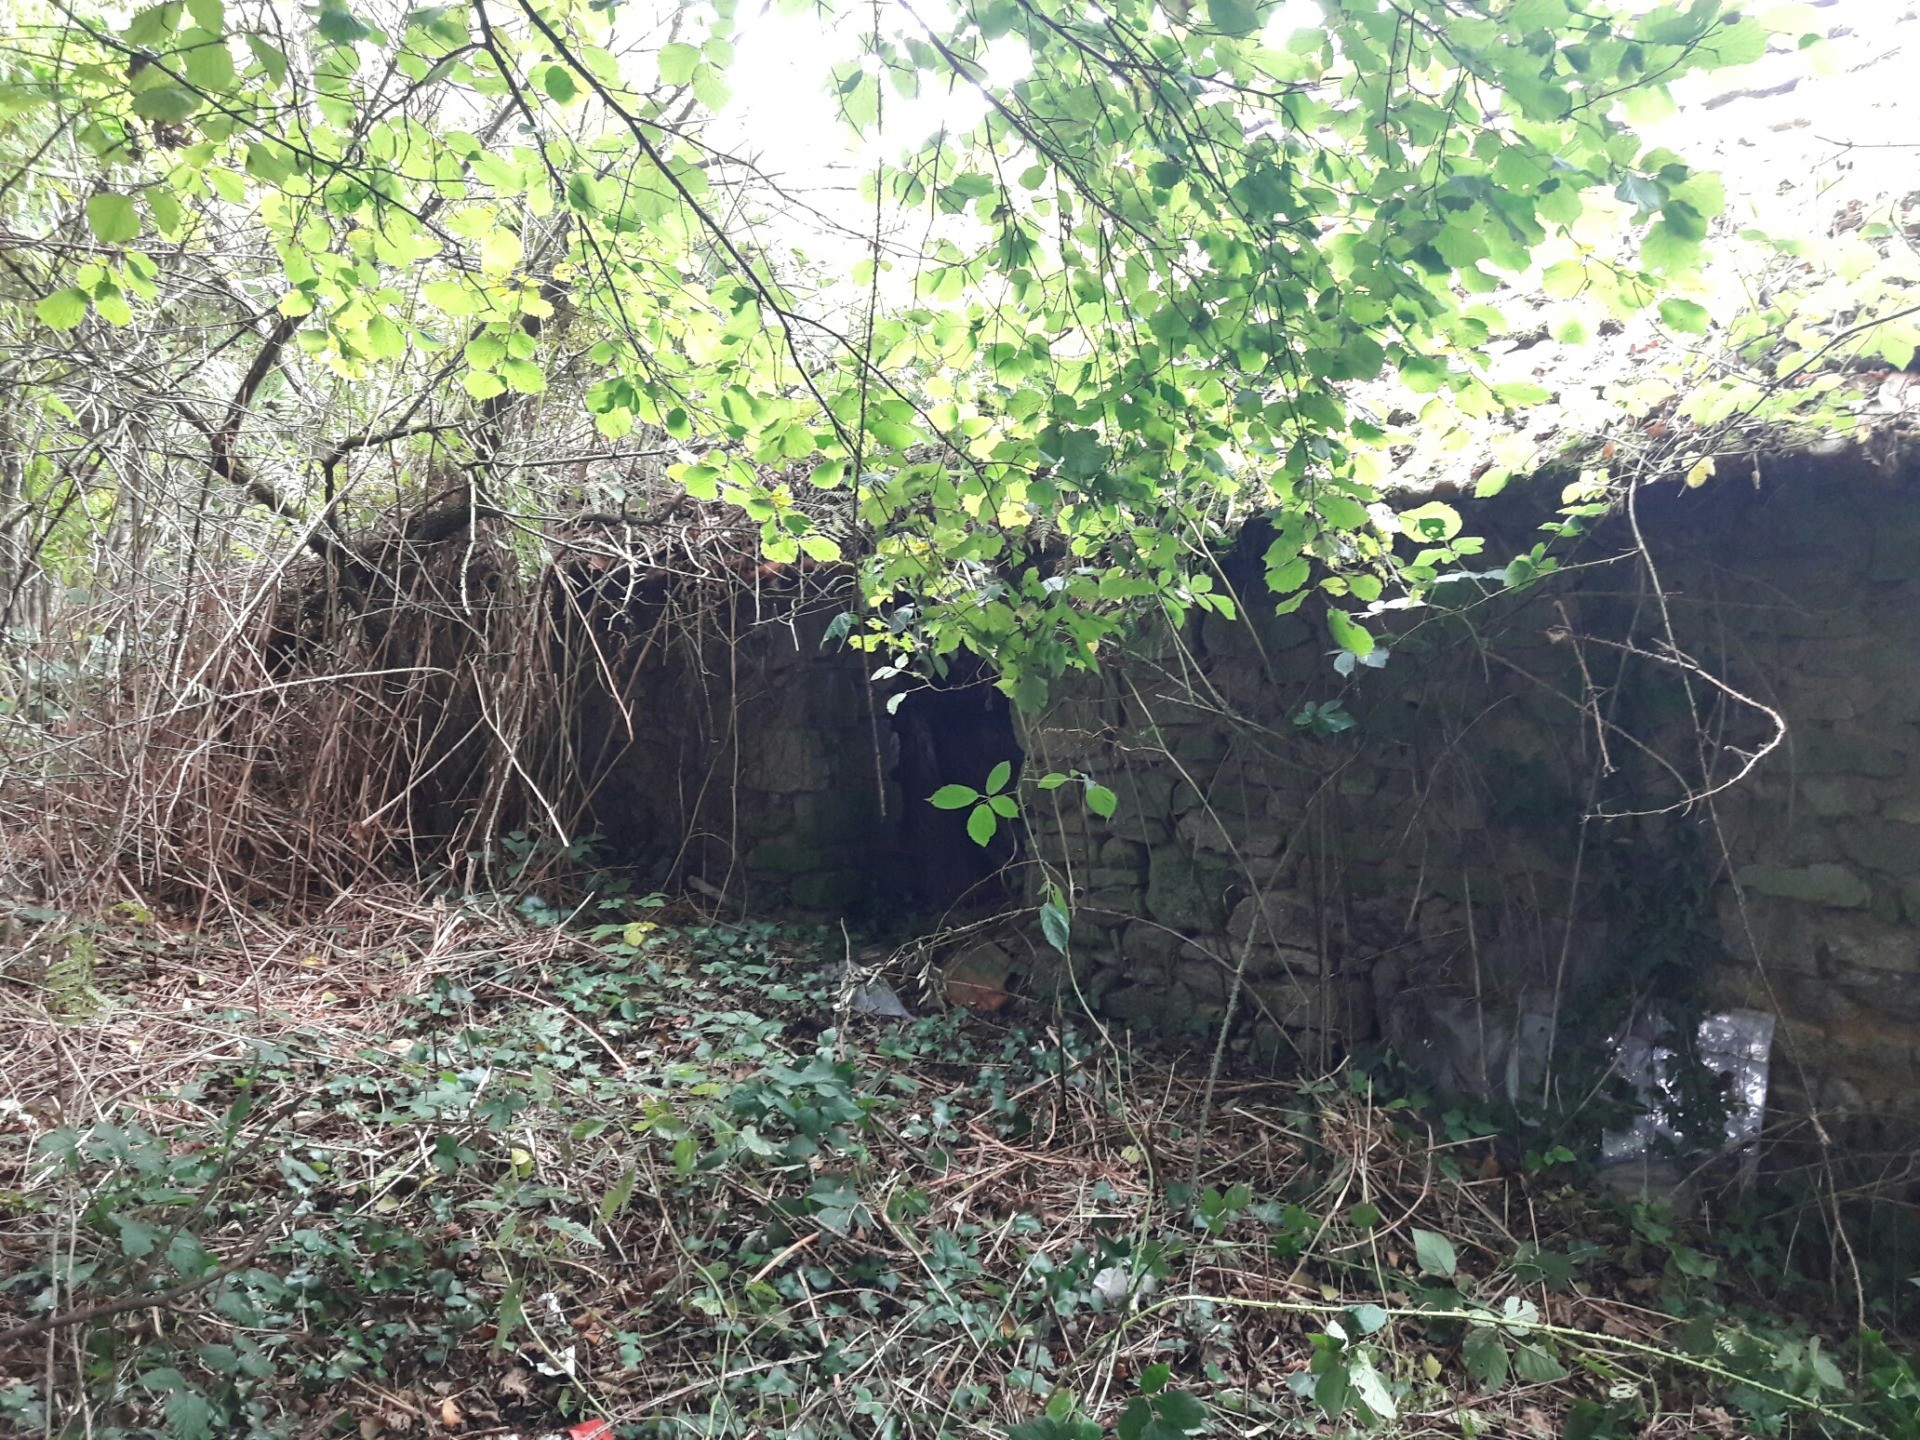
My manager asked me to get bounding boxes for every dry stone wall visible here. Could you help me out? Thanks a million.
[579,602,899,914]
[1026,459,1920,1152]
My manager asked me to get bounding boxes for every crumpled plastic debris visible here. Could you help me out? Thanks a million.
[1600,1008,1775,1166]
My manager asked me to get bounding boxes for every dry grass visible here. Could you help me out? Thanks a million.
[3,896,1900,1440]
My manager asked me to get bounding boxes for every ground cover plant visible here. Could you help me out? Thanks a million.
[3,896,1915,1438]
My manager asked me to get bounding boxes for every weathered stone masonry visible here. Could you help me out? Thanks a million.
[1025,457,1920,1150]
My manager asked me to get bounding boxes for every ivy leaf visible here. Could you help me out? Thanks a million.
[85,193,140,244]
[115,1216,162,1257]
[965,803,997,847]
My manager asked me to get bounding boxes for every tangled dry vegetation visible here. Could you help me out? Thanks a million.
[3,890,1915,1440]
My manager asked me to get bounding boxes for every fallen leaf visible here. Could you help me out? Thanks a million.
[568,1422,613,1440]
[438,1397,463,1430]
[497,1367,534,1403]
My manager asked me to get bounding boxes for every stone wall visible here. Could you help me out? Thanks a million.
[576,598,902,914]
[1026,456,1920,1151]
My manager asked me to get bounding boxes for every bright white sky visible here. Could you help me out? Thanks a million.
[683,0,1912,366]
[707,0,1325,235]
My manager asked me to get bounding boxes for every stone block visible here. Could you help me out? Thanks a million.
[1176,808,1253,856]
[1235,941,1324,978]
[746,839,830,874]
[790,869,867,910]
[1795,729,1906,778]
[1337,766,1380,797]
[795,787,881,844]
[1797,776,1877,819]
[1121,921,1184,964]
[1120,768,1178,817]
[1247,975,1334,1030]
[740,728,833,792]
[1101,981,1175,1028]
[1838,818,1920,876]
[1146,847,1227,932]
[1151,726,1230,764]
[1227,891,1318,949]
[943,942,1014,1013]
[1735,863,1871,909]
[1098,838,1148,870]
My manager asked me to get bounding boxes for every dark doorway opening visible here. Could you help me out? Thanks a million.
[890,675,1023,915]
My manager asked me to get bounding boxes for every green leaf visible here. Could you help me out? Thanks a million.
[315,3,370,43]
[1039,899,1070,953]
[542,64,577,103]
[1512,1342,1565,1383]
[658,42,700,85]
[1347,1361,1396,1423]
[1152,1390,1208,1433]
[115,1216,162,1257]
[1462,1326,1510,1390]
[1411,1227,1457,1277]
[85,193,140,244]
[798,534,841,562]
[125,4,183,46]
[144,186,185,238]
[132,85,204,124]
[181,29,235,90]
[165,1389,215,1440]
[1658,298,1711,333]
[1313,1363,1351,1418]
[36,287,90,330]
[966,803,997,847]
[929,784,977,810]
[1398,501,1462,542]
[422,280,482,316]
[1206,0,1264,38]
[1349,1303,1388,1335]
[1084,783,1117,819]
[1326,609,1374,658]
[985,759,1012,794]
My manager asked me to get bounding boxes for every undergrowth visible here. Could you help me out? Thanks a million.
[1,904,1915,1439]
